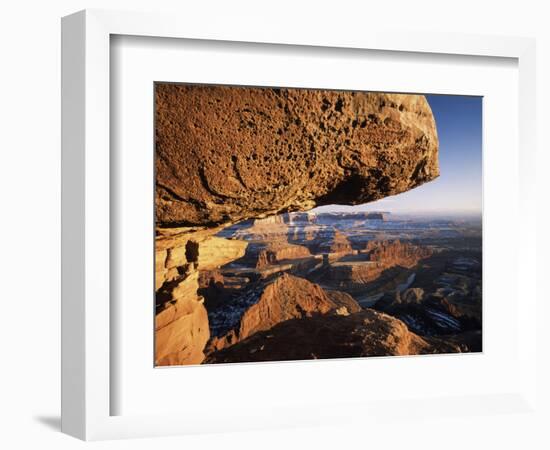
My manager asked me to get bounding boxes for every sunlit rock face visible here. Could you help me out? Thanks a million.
[156,228,248,288]
[255,242,312,269]
[206,273,362,353]
[362,239,432,267]
[319,240,432,293]
[155,269,209,366]
[155,85,439,227]
[154,229,247,365]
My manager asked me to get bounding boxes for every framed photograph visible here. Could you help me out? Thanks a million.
[61,9,537,440]
[153,82,483,367]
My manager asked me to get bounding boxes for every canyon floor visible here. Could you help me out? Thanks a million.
[156,211,482,365]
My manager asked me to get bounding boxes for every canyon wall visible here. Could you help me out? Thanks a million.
[155,228,247,365]
[324,240,432,290]
[255,242,312,268]
[362,239,432,267]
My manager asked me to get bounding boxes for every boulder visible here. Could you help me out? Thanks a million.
[155,85,439,227]
[325,290,363,314]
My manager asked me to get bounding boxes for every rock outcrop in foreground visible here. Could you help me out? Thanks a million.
[155,270,209,366]
[207,274,361,352]
[155,228,247,365]
[156,85,439,227]
[206,308,460,364]
[156,228,247,289]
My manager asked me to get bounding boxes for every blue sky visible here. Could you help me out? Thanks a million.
[313,94,483,215]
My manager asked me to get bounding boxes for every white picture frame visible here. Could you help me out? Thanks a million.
[61,9,537,441]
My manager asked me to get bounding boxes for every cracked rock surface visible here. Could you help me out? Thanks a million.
[155,84,439,227]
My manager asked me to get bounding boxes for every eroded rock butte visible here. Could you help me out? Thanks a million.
[206,273,362,352]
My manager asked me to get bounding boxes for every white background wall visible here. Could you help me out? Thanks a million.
[0,1,547,448]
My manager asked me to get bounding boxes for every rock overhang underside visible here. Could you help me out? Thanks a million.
[155,85,439,229]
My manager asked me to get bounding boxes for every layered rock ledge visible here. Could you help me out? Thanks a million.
[155,228,247,365]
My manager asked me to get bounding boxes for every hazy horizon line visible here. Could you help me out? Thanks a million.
[308,206,482,216]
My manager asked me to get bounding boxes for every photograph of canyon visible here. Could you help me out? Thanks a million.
[154,83,482,366]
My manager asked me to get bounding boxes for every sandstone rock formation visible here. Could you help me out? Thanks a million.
[198,270,251,309]
[325,260,383,288]
[314,228,354,255]
[362,239,432,267]
[156,227,247,289]
[205,308,461,364]
[155,227,247,365]
[155,270,210,365]
[207,274,361,352]
[255,242,312,268]
[197,237,247,270]
[155,85,439,227]
[320,240,432,292]
[325,290,363,315]
[221,212,321,243]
